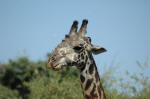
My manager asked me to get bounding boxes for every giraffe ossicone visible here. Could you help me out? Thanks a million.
[47,19,107,99]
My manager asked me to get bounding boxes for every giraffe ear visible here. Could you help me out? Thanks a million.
[91,45,107,55]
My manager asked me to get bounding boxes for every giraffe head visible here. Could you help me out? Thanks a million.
[47,19,106,71]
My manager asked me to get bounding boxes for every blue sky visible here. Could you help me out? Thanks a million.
[0,0,150,77]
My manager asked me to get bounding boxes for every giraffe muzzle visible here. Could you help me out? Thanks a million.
[47,61,63,71]
[52,64,62,71]
[47,61,52,69]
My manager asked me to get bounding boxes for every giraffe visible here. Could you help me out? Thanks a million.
[47,19,107,99]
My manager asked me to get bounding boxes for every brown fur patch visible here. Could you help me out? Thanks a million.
[90,84,98,98]
[85,94,90,99]
[89,64,94,74]
[97,86,101,97]
[80,75,85,83]
[95,71,99,82]
[85,78,93,90]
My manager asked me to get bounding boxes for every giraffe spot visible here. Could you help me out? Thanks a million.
[76,59,79,63]
[81,61,84,65]
[90,84,96,97]
[95,71,99,82]
[89,64,94,74]
[80,62,85,72]
[98,86,101,96]
[80,75,85,83]
[85,56,88,63]
[89,54,93,60]
[81,53,84,58]
[85,78,93,90]
[78,55,80,59]
[86,70,87,74]
[85,95,90,99]
[82,56,84,60]
[80,66,85,72]
[81,55,84,60]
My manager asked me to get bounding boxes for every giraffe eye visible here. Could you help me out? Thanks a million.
[73,46,82,51]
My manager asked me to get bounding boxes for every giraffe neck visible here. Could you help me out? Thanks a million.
[79,53,106,99]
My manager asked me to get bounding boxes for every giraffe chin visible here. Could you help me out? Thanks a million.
[53,64,62,71]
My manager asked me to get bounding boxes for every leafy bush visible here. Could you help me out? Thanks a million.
[0,57,48,99]
[0,84,20,99]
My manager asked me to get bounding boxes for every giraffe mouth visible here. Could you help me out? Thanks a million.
[47,59,67,71]
[52,63,66,71]
[52,64,62,71]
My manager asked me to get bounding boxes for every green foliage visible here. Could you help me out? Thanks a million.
[26,71,83,99]
[0,84,21,99]
[0,55,150,99]
[0,57,48,99]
